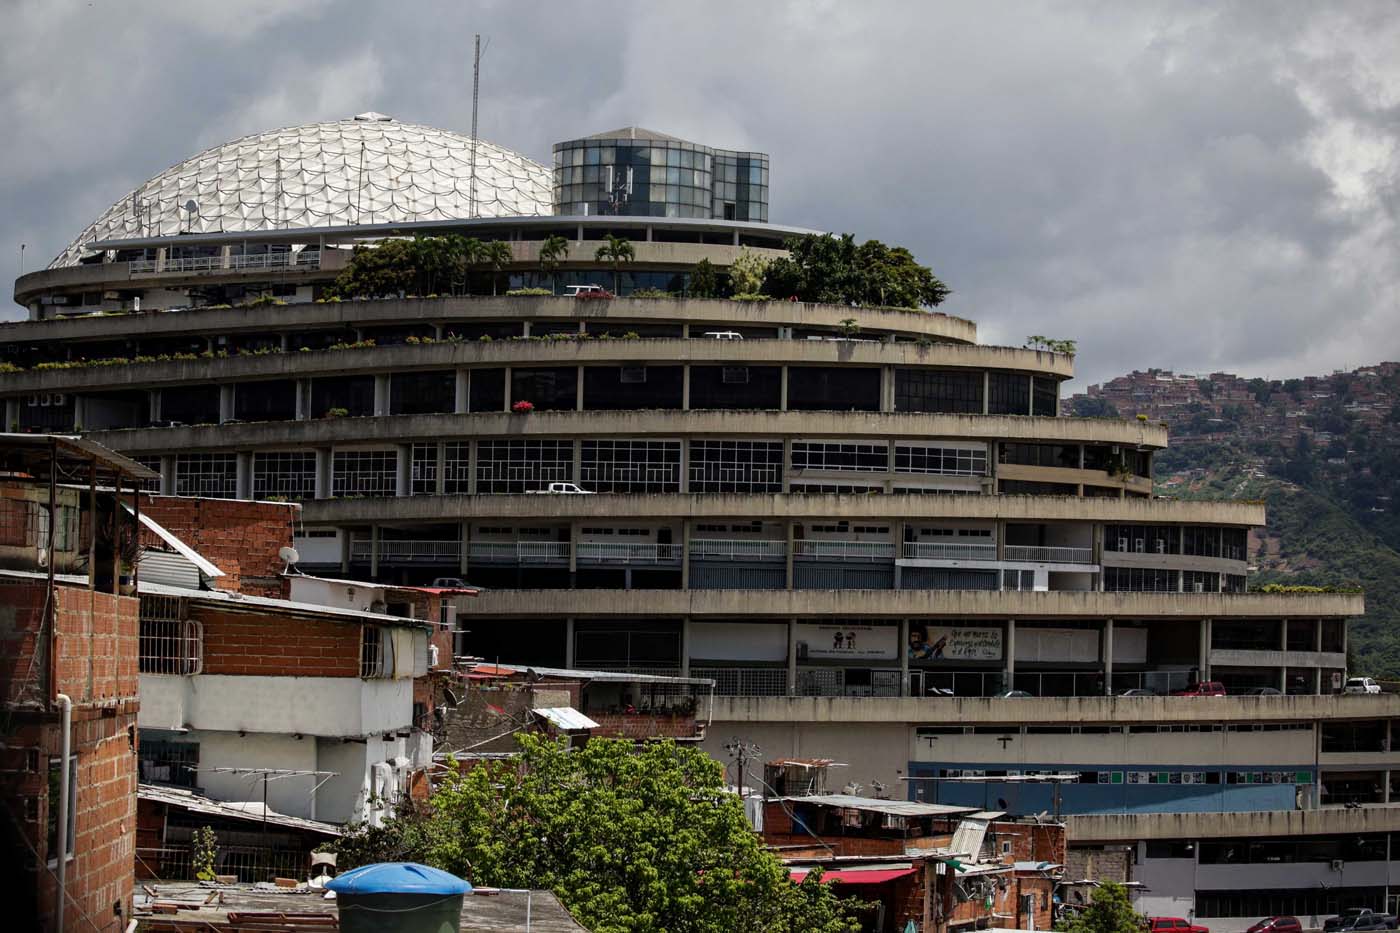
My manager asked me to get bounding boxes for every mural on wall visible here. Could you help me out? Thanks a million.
[908,624,1002,663]
[794,623,898,661]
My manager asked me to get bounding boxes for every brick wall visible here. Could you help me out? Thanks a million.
[139,497,298,599]
[54,587,139,704]
[197,607,360,677]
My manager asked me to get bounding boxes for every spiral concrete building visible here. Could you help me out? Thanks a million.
[5,114,1399,926]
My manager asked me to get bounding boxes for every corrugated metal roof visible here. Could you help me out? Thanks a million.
[467,662,714,687]
[532,707,599,731]
[0,433,159,479]
[787,795,979,818]
[949,817,991,859]
[139,783,340,836]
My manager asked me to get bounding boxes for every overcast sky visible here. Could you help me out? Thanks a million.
[3,1,1397,387]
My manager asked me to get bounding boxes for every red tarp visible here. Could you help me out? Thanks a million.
[788,868,917,885]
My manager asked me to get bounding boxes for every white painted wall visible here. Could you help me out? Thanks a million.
[193,730,319,819]
[315,734,415,824]
[140,673,413,737]
[288,576,389,613]
[909,728,1315,768]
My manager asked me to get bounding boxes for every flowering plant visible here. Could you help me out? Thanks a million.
[511,400,535,414]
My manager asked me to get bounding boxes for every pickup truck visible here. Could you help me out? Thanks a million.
[525,482,594,495]
[1323,909,1398,931]
[1147,918,1209,933]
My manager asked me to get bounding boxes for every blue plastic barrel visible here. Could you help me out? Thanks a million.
[327,862,471,933]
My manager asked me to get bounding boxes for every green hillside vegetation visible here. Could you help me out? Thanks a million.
[1157,448,1399,678]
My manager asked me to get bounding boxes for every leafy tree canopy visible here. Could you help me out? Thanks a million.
[1057,881,1141,933]
[334,736,859,933]
[689,258,718,298]
[762,234,949,309]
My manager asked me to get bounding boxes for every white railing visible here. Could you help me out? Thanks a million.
[794,540,896,561]
[576,542,682,564]
[467,541,570,563]
[1004,545,1094,564]
[902,542,997,561]
[128,252,316,275]
[688,539,787,561]
[350,539,461,562]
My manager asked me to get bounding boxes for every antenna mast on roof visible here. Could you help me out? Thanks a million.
[469,34,482,219]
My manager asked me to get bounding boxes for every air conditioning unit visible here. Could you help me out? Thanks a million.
[1118,537,1129,551]
[1134,539,1146,553]
[1155,540,1167,554]
[1330,859,1344,872]
[1194,582,1205,593]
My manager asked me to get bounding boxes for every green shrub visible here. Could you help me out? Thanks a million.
[506,287,552,296]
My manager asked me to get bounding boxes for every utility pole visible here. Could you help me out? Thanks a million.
[723,737,760,796]
[469,34,481,218]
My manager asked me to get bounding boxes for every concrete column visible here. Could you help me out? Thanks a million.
[220,244,232,269]
[314,448,332,499]
[295,380,310,420]
[900,618,911,697]
[1027,374,1035,416]
[395,445,411,497]
[565,617,576,668]
[682,323,691,339]
[467,440,478,495]
[148,390,161,425]
[459,522,470,577]
[3,398,17,431]
[1280,666,1289,694]
[571,439,582,485]
[681,518,691,589]
[568,521,579,574]
[219,384,234,423]
[235,452,252,500]
[339,529,350,574]
[1280,619,1290,652]
[787,619,798,696]
[369,524,380,579]
[435,444,447,496]
[782,437,793,492]
[682,364,691,410]
[881,366,896,412]
[982,371,990,415]
[503,367,513,410]
[155,246,167,272]
[576,365,585,411]
[780,365,789,411]
[1199,618,1212,681]
[521,321,531,338]
[679,439,690,493]
[1103,619,1114,695]
[785,520,796,591]
[160,455,175,496]
[1005,620,1016,686]
[995,520,1006,560]
[373,373,391,416]
[455,370,469,413]
[680,617,691,677]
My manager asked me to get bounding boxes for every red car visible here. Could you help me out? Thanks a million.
[1171,681,1226,697]
[1148,917,1210,933]
[1248,917,1302,933]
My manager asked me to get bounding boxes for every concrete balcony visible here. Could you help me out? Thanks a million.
[794,540,896,561]
[1003,544,1094,564]
[689,539,786,561]
[903,542,997,560]
[350,539,460,563]
[467,541,570,564]
[577,542,682,565]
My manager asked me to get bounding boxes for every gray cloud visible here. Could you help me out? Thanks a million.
[2,0,1397,387]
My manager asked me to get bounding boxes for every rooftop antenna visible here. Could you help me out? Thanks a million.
[17,243,24,278]
[469,34,488,219]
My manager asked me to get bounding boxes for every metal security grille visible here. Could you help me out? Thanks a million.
[581,440,681,493]
[443,442,471,494]
[790,441,888,472]
[688,440,783,493]
[410,444,438,496]
[252,451,316,500]
[175,453,238,498]
[138,595,201,674]
[475,440,572,494]
[138,739,200,787]
[360,626,386,678]
[332,450,397,497]
[894,444,988,476]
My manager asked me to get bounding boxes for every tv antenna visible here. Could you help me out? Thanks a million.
[469,34,490,218]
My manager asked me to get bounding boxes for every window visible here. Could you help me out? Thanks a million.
[1105,525,1180,554]
[1104,567,1180,592]
[175,453,238,498]
[581,440,681,493]
[134,457,163,493]
[410,444,438,496]
[1032,376,1058,417]
[47,755,76,864]
[791,441,888,472]
[139,595,202,675]
[689,440,783,493]
[1000,443,1080,468]
[895,444,988,476]
[895,370,983,413]
[252,451,316,500]
[476,440,573,494]
[987,373,1031,415]
[391,371,455,415]
[443,442,471,495]
[139,738,199,788]
[361,626,387,678]
[332,450,397,497]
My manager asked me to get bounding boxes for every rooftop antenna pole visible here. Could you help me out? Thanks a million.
[470,33,481,219]
[18,243,24,278]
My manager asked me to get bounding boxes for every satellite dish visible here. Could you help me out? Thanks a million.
[184,199,198,214]
[278,546,300,573]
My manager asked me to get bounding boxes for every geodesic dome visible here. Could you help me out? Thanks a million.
[53,112,551,267]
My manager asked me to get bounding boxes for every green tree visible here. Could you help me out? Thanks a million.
[192,826,218,882]
[480,240,514,296]
[336,736,858,933]
[328,239,417,298]
[763,233,949,308]
[538,235,570,295]
[594,235,636,295]
[1058,881,1140,933]
[689,257,718,298]
[728,248,771,298]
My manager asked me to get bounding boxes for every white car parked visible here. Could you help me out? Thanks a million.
[1343,676,1382,695]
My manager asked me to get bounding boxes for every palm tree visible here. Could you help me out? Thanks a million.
[594,235,635,295]
[456,237,483,296]
[480,240,513,296]
[538,235,570,295]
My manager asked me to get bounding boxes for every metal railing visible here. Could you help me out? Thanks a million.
[690,667,790,697]
[1004,545,1094,564]
[902,542,997,561]
[136,845,310,884]
[467,541,570,563]
[128,252,317,275]
[689,539,787,561]
[352,539,462,563]
[577,542,682,564]
[794,540,896,562]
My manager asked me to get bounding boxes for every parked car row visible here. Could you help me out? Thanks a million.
[1150,910,1397,933]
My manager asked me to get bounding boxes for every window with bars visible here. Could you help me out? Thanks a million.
[252,451,316,501]
[688,440,783,493]
[175,453,238,498]
[790,441,888,472]
[138,595,202,674]
[360,626,387,678]
[476,440,573,494]
[895,444,988,476]
[410,444,438,496]
[332,450,397,497]
[443,443,471,494]
[138,738,200,788]
[581,440,681,493]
